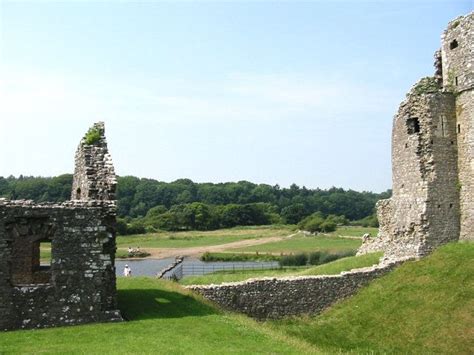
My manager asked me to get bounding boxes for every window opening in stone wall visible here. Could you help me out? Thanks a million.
[8,218,54,285]
[449,39,458,49]
[458,124,461,133]
[39,241,52,267]
[455,76,458,86]
[450,203,453,208]
[76,188,81,196]
[406,117,420,134]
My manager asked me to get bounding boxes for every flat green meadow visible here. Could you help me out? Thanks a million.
[116,225,294,249]
[179,252,383,285]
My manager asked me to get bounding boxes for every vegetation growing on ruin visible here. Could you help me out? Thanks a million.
[84,127,101,145]
[269,242,474,354]
[412,76,440,95]
[446,70,459,95]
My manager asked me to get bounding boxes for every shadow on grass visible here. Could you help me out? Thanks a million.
[118,288,218,320]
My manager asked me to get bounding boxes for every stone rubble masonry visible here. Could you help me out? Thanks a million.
[1,123,122,331]
[71,122,117,201]
[442,13,474,241]
[359,12,474,257]
[187,259,407,320]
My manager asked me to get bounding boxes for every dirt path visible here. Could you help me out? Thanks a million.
[119,232,300,259]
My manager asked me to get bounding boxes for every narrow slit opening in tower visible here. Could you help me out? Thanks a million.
[455,76,458,86]
[76,188,81,197]
[406,117,420,134]
[449,39,458,50]
[458,124,461,133]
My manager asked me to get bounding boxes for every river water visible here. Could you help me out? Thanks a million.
[115,258,279,277]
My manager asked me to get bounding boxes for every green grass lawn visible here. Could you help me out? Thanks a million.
[1,243,472,354]
[232,234,362,254]
[269,242,474,354]
[0,278,316,354]
[180,252,382,285]
[116,225,294,249]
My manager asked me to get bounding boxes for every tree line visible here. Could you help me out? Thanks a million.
[0,175,390,232]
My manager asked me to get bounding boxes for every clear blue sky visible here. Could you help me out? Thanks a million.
[0,0,471,192]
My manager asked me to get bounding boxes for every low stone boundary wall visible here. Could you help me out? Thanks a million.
[187,259,406,320]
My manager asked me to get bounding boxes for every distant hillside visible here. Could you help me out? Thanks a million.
[0,175,390,222]
[270,242,474,354]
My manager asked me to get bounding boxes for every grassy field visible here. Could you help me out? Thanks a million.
[116,225,294,249]
[0,278,316,354]
[1,243,472,354]
[269,242,474,354]
[232,234,362,254]
[179,252,383,285]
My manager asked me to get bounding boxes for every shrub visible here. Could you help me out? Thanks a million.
[320,220,337,233]
[280,253,308,266]
[127,221,146,235]
[298,212,340,233]
[308,251,324,265]
[319,253,340,264]
[351,214,379,227]
[84,127,101,145]
[116,218,128,235]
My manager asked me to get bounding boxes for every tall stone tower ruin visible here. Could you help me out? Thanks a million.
[442,15,474,240]
[359,13,473,259]
[71,122,117,201]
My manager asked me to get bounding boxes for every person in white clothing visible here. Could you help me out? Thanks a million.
[123,264,132,277]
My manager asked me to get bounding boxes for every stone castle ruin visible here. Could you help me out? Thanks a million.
[359,12,474,259]
[0,122,122,331]
[190,13,473,319]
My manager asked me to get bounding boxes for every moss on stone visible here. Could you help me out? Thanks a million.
[412,77,440,96]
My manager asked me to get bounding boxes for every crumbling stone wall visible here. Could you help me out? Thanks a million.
[71,122,117,201]
[0,123,121,331]
[188,260,403,320]
[359,12,473,256]
[359,88,460,258]
[457,90,474,240]
[441,13,474,241]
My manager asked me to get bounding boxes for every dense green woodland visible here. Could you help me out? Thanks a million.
[0,175,390,232]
